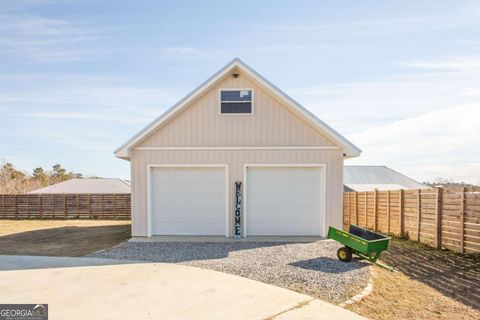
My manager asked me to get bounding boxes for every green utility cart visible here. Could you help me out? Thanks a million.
[328,224,395,271]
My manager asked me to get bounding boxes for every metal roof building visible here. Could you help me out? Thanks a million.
[28,178,131,194]
[344,166,430,191]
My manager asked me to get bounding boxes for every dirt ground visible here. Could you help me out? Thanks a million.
[0,220,131,256]
[346,238,480,320]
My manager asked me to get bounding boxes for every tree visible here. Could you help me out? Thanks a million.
[51,164,68,183]
[0,160,87,194]
[423,178,478,189]
[0,162,27,193]
[33,167,49,187]
[70,172,83,179]
[2,163,24,180]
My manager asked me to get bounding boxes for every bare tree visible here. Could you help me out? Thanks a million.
[0,161,86,194]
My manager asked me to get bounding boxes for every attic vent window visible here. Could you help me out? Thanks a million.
[220,89,253,114]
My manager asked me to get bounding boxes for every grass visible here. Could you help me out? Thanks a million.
[346,238,480,320]
[0,219,131,256]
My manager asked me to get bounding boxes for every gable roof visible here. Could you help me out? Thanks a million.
[343,166,430,191]
[114,58,361,159]
[28,178,131,194]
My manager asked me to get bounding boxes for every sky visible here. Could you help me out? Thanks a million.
[0,0,479,184]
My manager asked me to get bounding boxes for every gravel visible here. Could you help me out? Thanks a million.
[90,240,370,304]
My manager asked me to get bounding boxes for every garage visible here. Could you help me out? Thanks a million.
[150,166,227,236]
[245,166,325,236]
[116,59,361,238]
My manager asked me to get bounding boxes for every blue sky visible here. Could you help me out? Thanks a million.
[1,0,479,183]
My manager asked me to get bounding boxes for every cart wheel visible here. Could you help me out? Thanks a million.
[337,247,353,262]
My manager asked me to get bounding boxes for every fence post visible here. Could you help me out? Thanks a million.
[343,193,348,228]
[76,194,79,216]
[460,187,466,254]
[355,192,359,225]
[399,189,404,237]
[64,193,67,219]
[27,195,30,219]
[348,193,352,226]
[88,194,92,218]
[101,194,105,219]
[39,194,42,218]
[14,194,18,219]
[435,187,443,249]
[387,190,391,234]
[374,189,378,231]
[2,194,4,218]
[416,189,421,242]
[113,194,117,219]
[364,192,368,228]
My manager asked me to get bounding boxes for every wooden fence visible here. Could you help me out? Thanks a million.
[343,187,480,254]
[0,194,131,220]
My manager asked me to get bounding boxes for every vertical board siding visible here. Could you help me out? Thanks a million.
[126,67,347,238]
[343,187,480,254]
[131,149,344,237]
[138,72,337,148]
[0,194,131,219]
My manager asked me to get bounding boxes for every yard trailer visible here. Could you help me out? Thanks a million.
[328,224,396,271]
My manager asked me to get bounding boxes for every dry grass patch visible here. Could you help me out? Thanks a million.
[346,239,480,320]
[347,267,479,320]
[0,220,131,256]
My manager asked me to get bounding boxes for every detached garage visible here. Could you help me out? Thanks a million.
[114,58,361,238]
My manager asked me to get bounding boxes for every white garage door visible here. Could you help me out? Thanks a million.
[246,166,323,236]
[150,167,227,236]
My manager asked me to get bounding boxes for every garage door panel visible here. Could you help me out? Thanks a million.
[246,166,323,236]
[151,167,226,236]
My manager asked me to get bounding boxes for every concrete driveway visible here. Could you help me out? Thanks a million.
[0,255,366,320]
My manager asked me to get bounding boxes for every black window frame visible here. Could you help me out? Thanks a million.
[219,89,253,115]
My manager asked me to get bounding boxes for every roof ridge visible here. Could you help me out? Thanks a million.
[383,166,429,188]
[114,58,361,158]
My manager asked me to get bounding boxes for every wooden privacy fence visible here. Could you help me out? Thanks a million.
[0,194,131,220]
[343,187,480,254]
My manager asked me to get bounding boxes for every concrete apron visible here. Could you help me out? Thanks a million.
[0,255,141,271]
[0,257,366,320]
[129,235,325,243]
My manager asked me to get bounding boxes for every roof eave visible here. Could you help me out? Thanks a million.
[112,58,241,157]
[113,58,362,158]
[114,149,130,160]
[344,149,362,158]
[234,59,362,156]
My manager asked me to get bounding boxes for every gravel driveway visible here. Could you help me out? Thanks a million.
[90,240,370,304]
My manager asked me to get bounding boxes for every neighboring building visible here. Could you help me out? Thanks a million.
[343,166,430,191]
[115,58,361,238]
[28,178,131,194]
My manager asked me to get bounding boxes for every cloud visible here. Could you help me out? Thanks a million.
[0,14,103,62]
[159,45,311,60]
[399,57,480,71]
[462,88,480,96]
[288,65,480,134]
[0,75,184,111]
[288,57,480,184]
[18,112,152,123]
[256,13,480,36]
[346,103,480,184]
[163,46,198,55]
